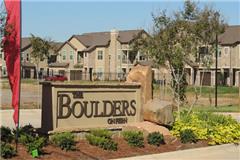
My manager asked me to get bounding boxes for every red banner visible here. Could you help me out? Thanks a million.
[3,0,21,127]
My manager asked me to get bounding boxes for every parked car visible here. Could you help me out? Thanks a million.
[45,75,68,82]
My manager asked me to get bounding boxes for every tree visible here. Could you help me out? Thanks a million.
[132,0,226,119]
[30,34,53,79]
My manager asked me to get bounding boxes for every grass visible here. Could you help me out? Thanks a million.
[153,84,239,98]
[181,105,240,113]
[186,86,239,94]
[153,84,239,95]
[1,79,39,89]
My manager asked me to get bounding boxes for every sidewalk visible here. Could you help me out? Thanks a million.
[113,144,240,160]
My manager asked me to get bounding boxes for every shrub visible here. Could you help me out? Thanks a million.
[171,111,240,145]
[0,126,14,143]
[50,132,76,151]
[122,131,144,147]
[147,132,165,146]
[19,134,34,145]
[26,137,46,154]
[19,134,46,153]
[13,124,36,137]
[0,142,16,159]
[86,134,118,151]
[180,129,197,143]
[89,129,112,139]
[100,139,117,151]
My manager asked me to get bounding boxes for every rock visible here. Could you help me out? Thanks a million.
[123,121,171,136]
[143,98,174,126]
[122,125,149,137]
[126,64,152,104]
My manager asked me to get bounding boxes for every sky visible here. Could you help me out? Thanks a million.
[20,0,240,42]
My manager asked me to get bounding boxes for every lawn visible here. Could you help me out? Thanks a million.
[153,84,239,99]
[186,86,239,95]
[181,105,240,113]
[1,78,39,89]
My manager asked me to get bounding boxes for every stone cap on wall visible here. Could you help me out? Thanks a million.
[40,81,141,89]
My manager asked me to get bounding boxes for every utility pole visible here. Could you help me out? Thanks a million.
[214,11,220,108]
[215,34,218,108]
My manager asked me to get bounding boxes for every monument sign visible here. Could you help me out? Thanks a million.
[40,83,142,133]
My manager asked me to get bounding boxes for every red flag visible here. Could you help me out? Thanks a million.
[3,0,21,127]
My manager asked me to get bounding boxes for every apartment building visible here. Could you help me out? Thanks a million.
[0,46,7,77]
[186,25,240,86]
[53,29,150,80]
[21,37,62,79]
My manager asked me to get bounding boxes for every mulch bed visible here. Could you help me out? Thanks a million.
[11,136,209,160]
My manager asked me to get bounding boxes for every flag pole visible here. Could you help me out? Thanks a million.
[15,0,22,152]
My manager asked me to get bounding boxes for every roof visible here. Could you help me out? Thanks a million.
[21,37,63,53]
[134,60,159,68]
[118,30,143,43]
[219,25,240,45]
[50,42,63,51]
[22,62,35,68]
[184,58,199,68]
[48,62,69,68]
[74,29,145,52]
[21,38,31,50]
[57,41,78,52]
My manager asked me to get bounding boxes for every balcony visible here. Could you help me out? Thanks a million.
[73,63,83,69]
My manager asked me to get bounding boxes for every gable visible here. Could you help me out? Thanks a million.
[69,36,87,51]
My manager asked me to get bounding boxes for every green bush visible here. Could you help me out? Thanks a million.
[147,132,165,146]
[171,111,240,145]
[180,129,198,143]
[89,129,112,139]
[0,142,16,159]
[19,134,46,153]
[122,131,144,147]
[86,134,118,151]
[13,124,36,137]
[50,132,76,151]
[0,126,14,143]
[26,137,46,154]
[19,134,34,145]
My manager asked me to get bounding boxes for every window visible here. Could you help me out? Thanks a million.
[85,52,87,57]
[199,47,208,55]
[224,47,229,55]
[122,53,127,60]
[139,55,146,61]
[218,51,222,57]
[217,47,221,58]
[117,67,123,78]
[0,53,2,59]
[117,53,121,60]
[70,51,74,60]
[62,50,66,60]
[77,51,81,62]
[97,50,103,60]
[96,68,103,79]
[2,66,6,75]
[26,53,29,61]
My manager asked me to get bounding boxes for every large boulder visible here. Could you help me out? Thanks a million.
[143,98,174,126]
[126,64,152,104]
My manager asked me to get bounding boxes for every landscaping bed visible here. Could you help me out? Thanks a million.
[7,137,209,160]
[1,111,239,160]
